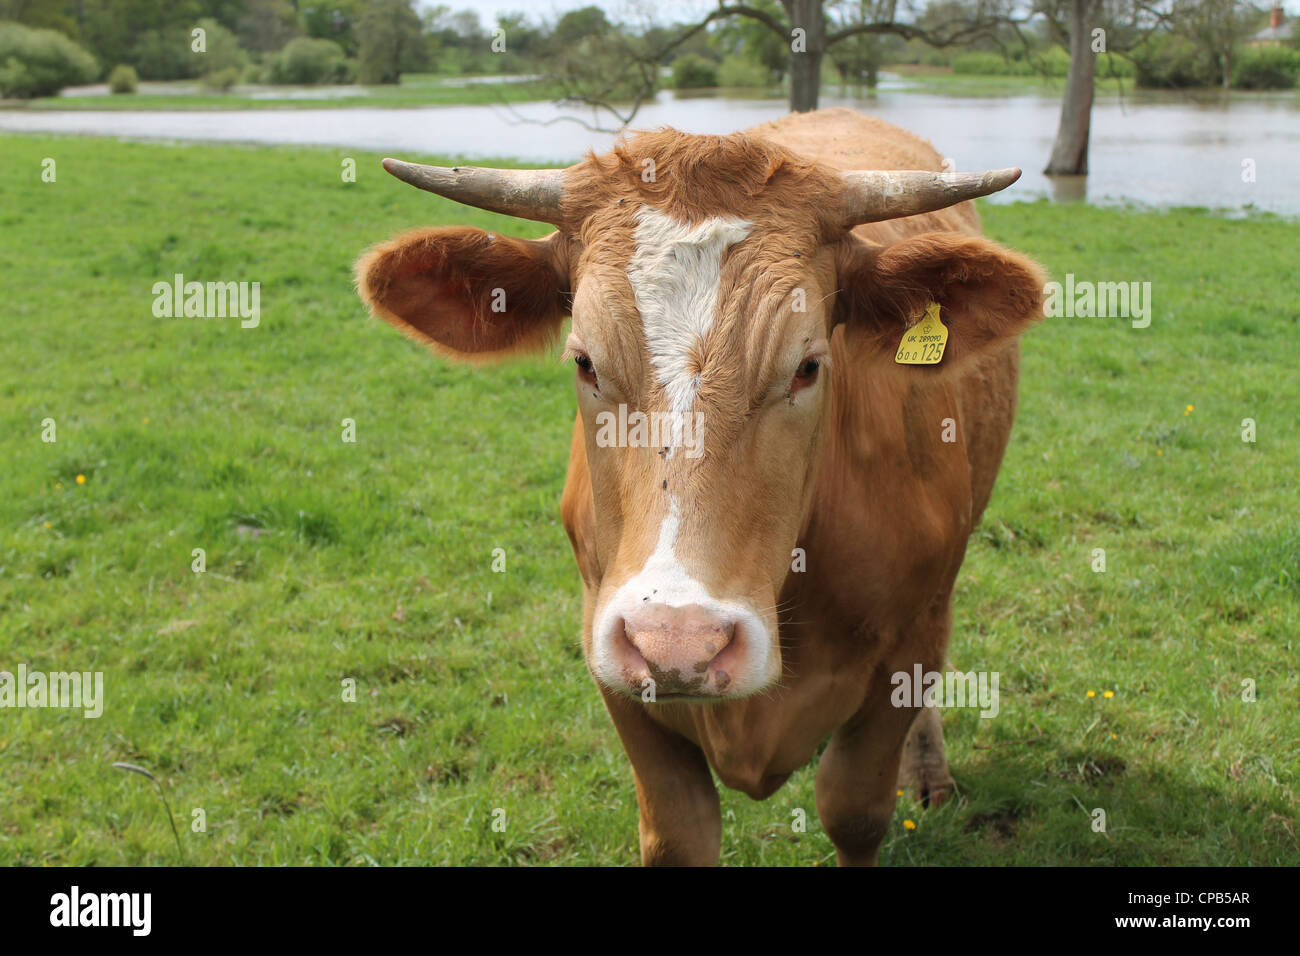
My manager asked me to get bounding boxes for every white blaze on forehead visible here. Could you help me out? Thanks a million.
[626,206,753,422]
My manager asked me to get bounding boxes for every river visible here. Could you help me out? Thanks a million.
[2,83,1296,214]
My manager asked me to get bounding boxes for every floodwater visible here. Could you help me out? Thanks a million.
[4,82,1298,213]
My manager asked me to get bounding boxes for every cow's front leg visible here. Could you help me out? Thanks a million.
[601,690,721,866]
[896,704,956,807]
[814,688,917,866]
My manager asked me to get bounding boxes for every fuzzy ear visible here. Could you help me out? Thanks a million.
[355,226,570,359]
[834,231,1046,371]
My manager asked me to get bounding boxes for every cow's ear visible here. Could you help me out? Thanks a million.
[834,231,1046,371]
[356,226,570,359]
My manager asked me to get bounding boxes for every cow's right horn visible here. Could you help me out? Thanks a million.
[381,159,567,225]
[840,167,1021,225]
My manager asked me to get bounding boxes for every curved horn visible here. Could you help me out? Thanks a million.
[381,158,567,224]
[840,167,1021,225]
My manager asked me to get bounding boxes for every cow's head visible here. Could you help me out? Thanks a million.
[357,130,1044,701]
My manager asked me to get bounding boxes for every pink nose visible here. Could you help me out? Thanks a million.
[614,604,741,697]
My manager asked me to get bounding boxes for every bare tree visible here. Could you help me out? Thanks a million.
[723,0,1022,111]
[1178,0,1257,89]
[1037,0,1166,175]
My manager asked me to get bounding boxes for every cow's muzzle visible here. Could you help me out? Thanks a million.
[608,603,751,699]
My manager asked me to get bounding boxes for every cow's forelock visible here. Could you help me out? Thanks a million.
[626,206,754,430]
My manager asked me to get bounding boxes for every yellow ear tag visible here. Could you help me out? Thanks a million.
[894,301,948,365]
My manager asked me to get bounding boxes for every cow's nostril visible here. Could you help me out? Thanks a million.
[619,603,739,696]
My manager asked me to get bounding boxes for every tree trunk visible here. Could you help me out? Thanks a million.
[784,0,825,112]
[1044,0,1097,176]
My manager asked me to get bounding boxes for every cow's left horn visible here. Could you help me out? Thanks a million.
[381,159,567,224]
[840,167,1021,225]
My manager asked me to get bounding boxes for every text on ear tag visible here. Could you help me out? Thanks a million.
[895,301,948,365]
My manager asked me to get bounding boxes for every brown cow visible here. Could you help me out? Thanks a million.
[356,107,1046,866]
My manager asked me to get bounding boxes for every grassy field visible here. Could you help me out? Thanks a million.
[0,133,1296,866]
[882,65,1116,96]
[18,73,561,111]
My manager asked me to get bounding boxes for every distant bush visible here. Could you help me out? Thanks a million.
[1232,46,1300,90]
[951,47,1097,79]
[241,61,269,85]
[1132,34,1218,88]
[0,21,98,98]
[717,55,770,88]
[269,37,348,85]
[1096,53,1135,80]
[189,19,247,77]
[952,52,1029,75]
[107,64,138,94]
[671,53,718,89]
[131,28,194,80]
[200,66,240,92]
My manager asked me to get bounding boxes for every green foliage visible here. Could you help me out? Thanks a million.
[550,5,612,48]
[190,18,247,77]
[711,0,786,80]
[830,32,883,87]
[269,36,348,85]
[717,54,771,88]
[241,61,270,85]
[1131,33,1219,88]
[951,47,1099,79]
[301,0,364,57]
[107,63,138,94]
[199,65,239,92]
[130,28,195,81]
[0,20,97,98]
[671,53,718,90]
[357,0,427,85]
[1232,45,1300,90]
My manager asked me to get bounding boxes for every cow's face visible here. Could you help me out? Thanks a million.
[565,202,840,700]
[357,131,1044,702]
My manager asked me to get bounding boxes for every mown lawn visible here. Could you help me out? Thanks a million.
[0,133,1296,865]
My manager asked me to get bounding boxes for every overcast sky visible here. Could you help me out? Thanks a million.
[418,0,722,28]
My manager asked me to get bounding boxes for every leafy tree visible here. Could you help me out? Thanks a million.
[270,36,348,84]
[302,0,365,57]
[235,0,300,54]
[0,20,97,96]
[672,52,720,88]
[357,0,427,84]
[712,0,787,81]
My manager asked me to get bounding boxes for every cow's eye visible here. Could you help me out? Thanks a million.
[787,356,821,399]
[795,357,820,381]
[574,352,598,386]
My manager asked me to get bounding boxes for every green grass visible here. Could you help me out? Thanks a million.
[883,63,1134,96]
[18,73,561,111]
[0,133,1296,865]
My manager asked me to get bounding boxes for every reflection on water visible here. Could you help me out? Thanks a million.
[1047,175,1088,203]
[5,84,1298,214]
